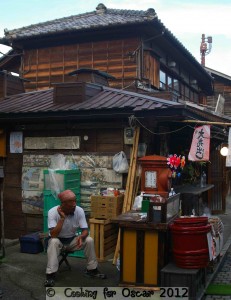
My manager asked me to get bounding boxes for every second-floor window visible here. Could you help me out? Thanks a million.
[159,68,200,102]
[160,70,166,89]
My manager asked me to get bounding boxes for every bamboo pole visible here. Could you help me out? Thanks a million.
[178,120,231,126]
[126,127,140,211]
[112,126,140,265]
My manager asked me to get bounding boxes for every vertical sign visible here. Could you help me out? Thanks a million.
[10,131,23,153]
[188,125,210,161]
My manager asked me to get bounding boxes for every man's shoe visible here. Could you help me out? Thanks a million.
[44,273,56,287]
[84,268,106,279]
[44,278,55,287]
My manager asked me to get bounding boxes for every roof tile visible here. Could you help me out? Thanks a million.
[0,84,182,115]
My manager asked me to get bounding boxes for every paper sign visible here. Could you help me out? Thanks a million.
[188,125,210,161]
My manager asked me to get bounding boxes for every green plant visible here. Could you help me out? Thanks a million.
[182,161,208,184]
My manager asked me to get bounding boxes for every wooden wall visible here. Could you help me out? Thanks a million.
[0,73,25,99]
[209,147,226,213]
[22,38,140,92]
[6,74,25,96]
[3,153,24,238]
[143,51,160,88]
[207,80,231,116]
[0,75,5,99]
[3,124,128,238]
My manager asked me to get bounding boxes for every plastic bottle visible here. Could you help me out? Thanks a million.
[169,187,176,197]
[114,189,119,196]
[200,171,207,188]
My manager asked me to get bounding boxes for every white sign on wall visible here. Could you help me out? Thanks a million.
[10,131,23,153]
[24,136,80,149]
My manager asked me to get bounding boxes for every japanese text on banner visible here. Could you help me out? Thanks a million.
[188,125,210,161]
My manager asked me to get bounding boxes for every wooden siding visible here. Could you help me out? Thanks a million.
[143,51,160,88]
[0,75,5,99]
[6,75,25,96]
[0,72,25,99]
[3,125,126,238]
[3,154,25,238]
[53,82,102,104]
[22,39,140,92]
[209,147,226,213]
[207,81,231,116]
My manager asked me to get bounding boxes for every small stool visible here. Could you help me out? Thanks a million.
[44,237,74,270]
[59,249,74,270]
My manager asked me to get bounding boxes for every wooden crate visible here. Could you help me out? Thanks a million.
[89,218,118,261]
[90,194,124,219]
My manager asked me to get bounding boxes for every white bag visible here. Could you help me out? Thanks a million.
[113,151,129,173]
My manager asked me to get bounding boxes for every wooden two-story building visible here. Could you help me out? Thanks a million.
[0,3,230,238]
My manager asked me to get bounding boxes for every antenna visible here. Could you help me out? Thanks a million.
[200,34,212,66]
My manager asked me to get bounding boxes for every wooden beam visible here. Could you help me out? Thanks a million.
[178,120,231,126]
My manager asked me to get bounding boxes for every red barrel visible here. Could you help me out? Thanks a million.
[170,217,211,269]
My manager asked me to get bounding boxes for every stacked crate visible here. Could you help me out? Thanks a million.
[43,169,84,258]
[90,194,124,219]
[89,218,119,261]
[89,194,124,260]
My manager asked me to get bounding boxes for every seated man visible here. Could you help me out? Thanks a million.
[44,189,106,287]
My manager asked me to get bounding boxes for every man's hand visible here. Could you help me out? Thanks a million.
[57,206,66,219]
[76,236,82,250]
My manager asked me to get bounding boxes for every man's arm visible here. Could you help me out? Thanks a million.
[76,228,89,249]
[49,206,66,238]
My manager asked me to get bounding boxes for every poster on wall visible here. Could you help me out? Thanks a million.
[22,154,123,215]
[22,190,43,214]
[10,131,23,153]
[22,167,47,214]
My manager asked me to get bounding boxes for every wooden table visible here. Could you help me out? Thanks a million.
[112,211,173,287]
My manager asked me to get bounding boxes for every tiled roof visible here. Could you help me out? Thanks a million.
[2,4,157,40]
[0,3,212,83]
[0,84,182,116]
[204,67,231,81]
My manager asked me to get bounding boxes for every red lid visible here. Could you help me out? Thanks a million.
[138,155,167,162]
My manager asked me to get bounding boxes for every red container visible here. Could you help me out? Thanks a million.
[170,217,211,269]
[173,216,208,226]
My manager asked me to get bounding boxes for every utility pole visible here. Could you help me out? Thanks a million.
[200,34,213,66]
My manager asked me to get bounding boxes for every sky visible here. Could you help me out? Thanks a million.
[0,0,231,76]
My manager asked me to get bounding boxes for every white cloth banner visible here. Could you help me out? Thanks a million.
[188,125,210,161]
[226,127,231,167]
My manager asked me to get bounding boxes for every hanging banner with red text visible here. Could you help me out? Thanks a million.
[188,125,211,161]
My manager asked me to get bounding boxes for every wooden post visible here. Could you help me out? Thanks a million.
[113,126,140,264]
[125,126,140,211]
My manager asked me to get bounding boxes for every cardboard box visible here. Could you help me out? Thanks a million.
[90,194,124,219]
[19,232,44,254]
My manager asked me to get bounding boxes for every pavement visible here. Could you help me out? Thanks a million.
[0,198,230,300]
[201,197,231,300]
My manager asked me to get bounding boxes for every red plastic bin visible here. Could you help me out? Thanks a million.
[170,217,211,269]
